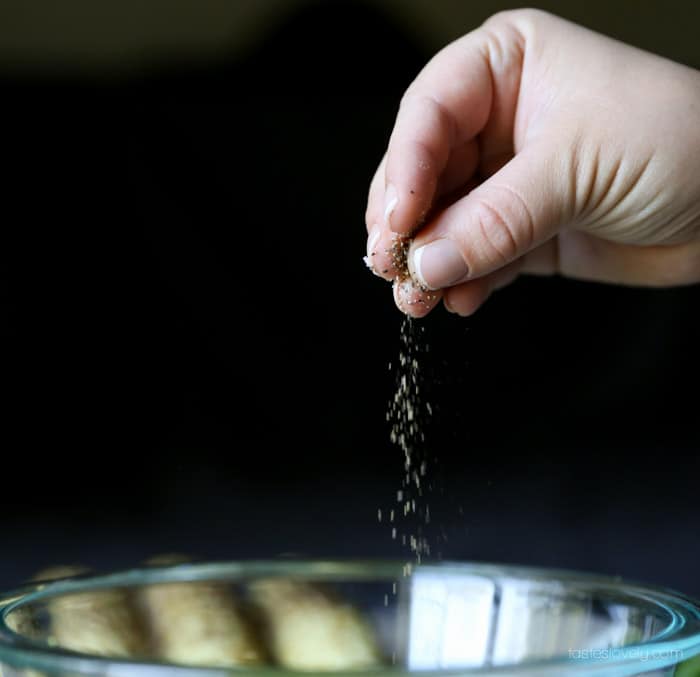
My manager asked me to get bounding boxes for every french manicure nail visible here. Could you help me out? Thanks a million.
[364,227,384,276]
[367,228,380,259]
[411,239,468,290]
[393,278,410,315]
[383,184,398,226]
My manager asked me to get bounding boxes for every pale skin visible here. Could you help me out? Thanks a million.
[364,9,700,317]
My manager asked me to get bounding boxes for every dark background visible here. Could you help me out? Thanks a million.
[1,1,699,595]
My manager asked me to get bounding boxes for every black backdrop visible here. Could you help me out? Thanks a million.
[2,2,699,595]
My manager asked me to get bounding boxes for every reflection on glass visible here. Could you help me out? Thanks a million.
[1,562,697,675]
[404,568,671,670]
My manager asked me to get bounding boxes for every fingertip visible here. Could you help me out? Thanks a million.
[363,226,393,281]
[443,278,491,317]
[393,277,442,318]
[386,187,422,235]
[443,296,457,314]
[366,227,381,259]
[367,229,421,283]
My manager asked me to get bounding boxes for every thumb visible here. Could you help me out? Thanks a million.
[408,144,570,290]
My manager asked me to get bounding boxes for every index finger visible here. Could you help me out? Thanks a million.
[379,29,496,235]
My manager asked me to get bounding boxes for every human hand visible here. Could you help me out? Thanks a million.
[364,9,700,317]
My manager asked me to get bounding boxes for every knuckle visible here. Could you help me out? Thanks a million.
[477,13,528,74]
[470,196,523,266]
[399,92,456,142]
[484,8,547,28]
[482,8,549,44]
[482,9,518,29]
[392,93,454,175]
[500,184,536,250]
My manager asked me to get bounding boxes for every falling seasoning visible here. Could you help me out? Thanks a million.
[384,316,434,567]
[367,230,443,594]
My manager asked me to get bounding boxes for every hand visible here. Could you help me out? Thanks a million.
[364,9,700,317]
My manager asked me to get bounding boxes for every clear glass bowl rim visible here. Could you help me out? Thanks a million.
[0,559,699,676]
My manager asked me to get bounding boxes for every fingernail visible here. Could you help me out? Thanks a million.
[383,184,398,227]
[366,228,380,260]
[363,226,383,275]
[393,278,412,316]
[411,239,468,290]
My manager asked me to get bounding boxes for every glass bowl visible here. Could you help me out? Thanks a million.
[0,560,699,676]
